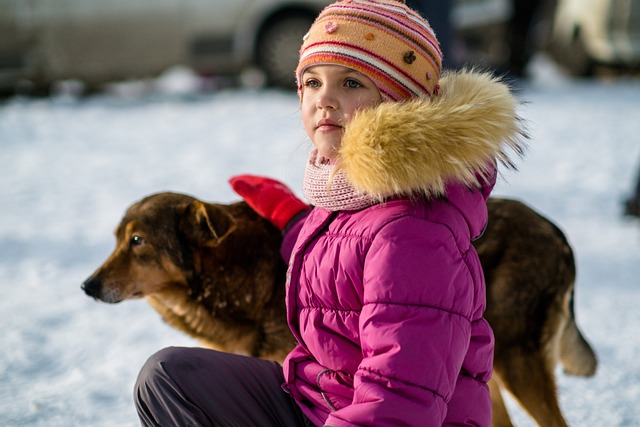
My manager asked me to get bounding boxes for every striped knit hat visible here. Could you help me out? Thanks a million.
[296,0,442,102]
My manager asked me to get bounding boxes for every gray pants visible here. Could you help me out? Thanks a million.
[134,347,314,427]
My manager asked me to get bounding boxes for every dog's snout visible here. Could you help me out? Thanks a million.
[82,277,102,298]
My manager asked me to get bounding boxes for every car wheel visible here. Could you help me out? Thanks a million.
[257,13,314,89]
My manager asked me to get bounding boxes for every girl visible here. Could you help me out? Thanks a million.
[135,1,526,425]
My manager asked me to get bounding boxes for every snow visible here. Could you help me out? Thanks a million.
[1,60,639,426]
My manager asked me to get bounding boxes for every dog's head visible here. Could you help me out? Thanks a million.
[82,192,237,303]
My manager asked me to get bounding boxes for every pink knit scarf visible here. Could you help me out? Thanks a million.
[302,150,378,211]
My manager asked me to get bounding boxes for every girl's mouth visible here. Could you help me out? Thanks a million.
[316,119,342,132]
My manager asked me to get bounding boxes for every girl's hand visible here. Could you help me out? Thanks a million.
[229,174,309,231]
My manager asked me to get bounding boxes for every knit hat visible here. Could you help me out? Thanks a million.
[296,0,442,102]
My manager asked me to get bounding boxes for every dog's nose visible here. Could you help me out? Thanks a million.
[81,277,101,298]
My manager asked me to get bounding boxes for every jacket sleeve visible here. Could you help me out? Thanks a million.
[324,216,476,427]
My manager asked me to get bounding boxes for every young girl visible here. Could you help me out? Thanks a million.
[134,1,526,425]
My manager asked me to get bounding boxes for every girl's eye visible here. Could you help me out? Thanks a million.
[345,79,362,89]
[304,79,320,89]
[130,235,145,247]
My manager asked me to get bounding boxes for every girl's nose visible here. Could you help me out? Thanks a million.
[316,88,337,110]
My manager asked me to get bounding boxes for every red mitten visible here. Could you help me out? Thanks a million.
[229,174,309,230]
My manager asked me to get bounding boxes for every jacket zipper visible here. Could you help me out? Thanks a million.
[316,368,338,412]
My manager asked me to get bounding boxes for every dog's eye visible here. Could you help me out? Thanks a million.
[130,235,145,247]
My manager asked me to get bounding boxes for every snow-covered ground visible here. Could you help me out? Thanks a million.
[1,59,639,426]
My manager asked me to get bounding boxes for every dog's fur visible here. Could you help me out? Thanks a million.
[83,192,597,427]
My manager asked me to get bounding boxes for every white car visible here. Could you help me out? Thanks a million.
[0,0,332,93]
[548,0,640,75]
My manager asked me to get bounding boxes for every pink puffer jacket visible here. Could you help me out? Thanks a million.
[282,70,526,427]
[282,182,494,427]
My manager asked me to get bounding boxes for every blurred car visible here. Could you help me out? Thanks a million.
[548,0,640,75]
[0,0,531,95]
[0,0,332,94]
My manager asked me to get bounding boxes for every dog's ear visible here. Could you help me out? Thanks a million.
[181,201,237,247]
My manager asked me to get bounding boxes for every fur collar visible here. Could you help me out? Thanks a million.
[336,69,527,200]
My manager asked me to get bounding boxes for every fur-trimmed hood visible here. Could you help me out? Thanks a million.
[336,69,527,200]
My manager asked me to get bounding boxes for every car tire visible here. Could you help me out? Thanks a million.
[256,13,314,89]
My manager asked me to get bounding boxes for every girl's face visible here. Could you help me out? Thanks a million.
[301,65,382,161]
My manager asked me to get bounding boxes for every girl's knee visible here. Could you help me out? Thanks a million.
[135,347,184,391]
[146,346,185,367]
[134,347,211,426]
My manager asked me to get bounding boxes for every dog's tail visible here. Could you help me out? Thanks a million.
[559,287,598,377]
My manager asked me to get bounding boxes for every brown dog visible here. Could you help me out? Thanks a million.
[82,192,597,427]
[475,199,597,427]
[82,193,294,362]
